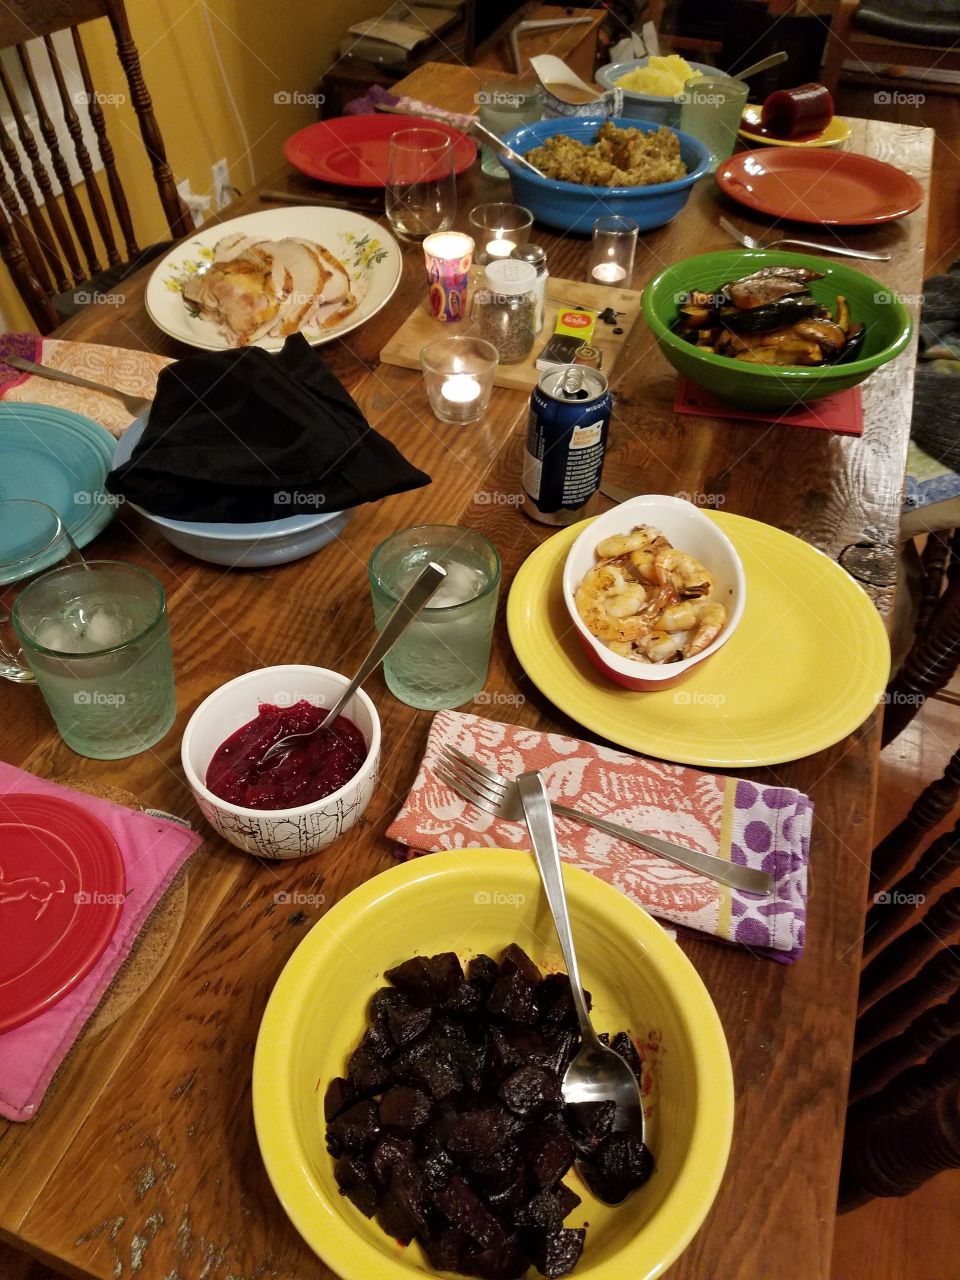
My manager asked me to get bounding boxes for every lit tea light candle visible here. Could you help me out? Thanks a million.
[591,261,627,284]
[486,237,516,258]
[423,231,475,262]
[441,372,482,406]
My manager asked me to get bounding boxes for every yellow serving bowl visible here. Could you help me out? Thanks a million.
[252,849,733,1279]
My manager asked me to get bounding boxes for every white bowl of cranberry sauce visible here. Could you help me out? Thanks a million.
[181,664,380,859]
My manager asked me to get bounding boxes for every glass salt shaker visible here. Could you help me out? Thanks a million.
[473,259,538,364]
[509,243,548,333]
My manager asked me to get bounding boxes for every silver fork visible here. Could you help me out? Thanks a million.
[2,356,154,417]
[436,746,773,895]
[718,215,891,262]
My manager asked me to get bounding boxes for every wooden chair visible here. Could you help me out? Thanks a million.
[0,0,191,333]
[821,0,960,98]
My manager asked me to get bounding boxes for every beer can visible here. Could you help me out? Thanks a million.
[522,364,612,526]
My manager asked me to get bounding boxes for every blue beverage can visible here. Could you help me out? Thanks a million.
[522,364,612,525]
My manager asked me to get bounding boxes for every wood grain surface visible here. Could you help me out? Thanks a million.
[380,274,642,389]
[0,65,935,1280]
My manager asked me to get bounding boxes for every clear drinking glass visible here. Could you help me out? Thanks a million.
[385,128,457,242]
[368,526,501,710]
[12,561,176,759]
[420,337,499,424]
[468,203,534,266]
[679,75,750,172]
[0,499,84,683]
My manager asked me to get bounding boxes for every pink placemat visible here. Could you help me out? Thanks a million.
[0,331,170,437]
[387,711,812,963]
[0,763,202,1121]
[674,376,864,435]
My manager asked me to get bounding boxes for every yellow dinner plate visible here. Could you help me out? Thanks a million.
[739,105,852,149]
[506,511,890,768]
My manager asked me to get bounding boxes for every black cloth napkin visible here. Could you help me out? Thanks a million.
[106,334,431,522]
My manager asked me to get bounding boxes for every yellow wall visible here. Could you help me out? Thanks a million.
[0,0,389,329]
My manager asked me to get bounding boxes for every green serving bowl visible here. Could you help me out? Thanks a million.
[641,249,912,410]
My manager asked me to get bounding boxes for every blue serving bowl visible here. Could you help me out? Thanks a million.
[111,416,350,568]
[500,116,711,235]
[596,58,717,126]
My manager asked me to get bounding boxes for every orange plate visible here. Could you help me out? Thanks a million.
[716,148,924,226]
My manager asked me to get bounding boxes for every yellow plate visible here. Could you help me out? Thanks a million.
[252,850,733,1280]
[506,511,890,768]
[739,104,852,149]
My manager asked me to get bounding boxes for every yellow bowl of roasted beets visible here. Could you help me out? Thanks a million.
[252,850,734,1280]
[642,249,912,409]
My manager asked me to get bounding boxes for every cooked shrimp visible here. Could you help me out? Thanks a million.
[634,630,683,662]
[659,601,698,633]
[595,525,663,559]
[605,585,648,618]
[682,602,727,657]
[575,573,652,643]
[652,547,713,597]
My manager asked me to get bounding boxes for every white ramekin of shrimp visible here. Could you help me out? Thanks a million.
[562,494,746,690]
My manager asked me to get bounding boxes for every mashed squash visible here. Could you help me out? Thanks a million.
[617,54,703,98]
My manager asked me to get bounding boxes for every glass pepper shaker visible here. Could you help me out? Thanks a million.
[473,259,538,364]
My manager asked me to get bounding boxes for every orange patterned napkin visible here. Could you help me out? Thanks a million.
[0,332,171,436]
[387,711,812,963]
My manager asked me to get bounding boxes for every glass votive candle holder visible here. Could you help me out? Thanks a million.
[468,203,533,266]
[587,215,639,286]
[420,336,499,425]
[423,231,475,322]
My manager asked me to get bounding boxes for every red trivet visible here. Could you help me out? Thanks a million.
[674,376,864,436]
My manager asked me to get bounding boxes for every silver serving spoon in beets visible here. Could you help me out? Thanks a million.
[259,560,446,765]
[517,771,653,1204]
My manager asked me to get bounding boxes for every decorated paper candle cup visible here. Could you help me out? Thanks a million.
[423,231,475,322]
[420,336,499,424]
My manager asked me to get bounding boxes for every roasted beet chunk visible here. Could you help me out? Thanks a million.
[386,1001,432,1047]
[487,967,539,1026]
[376,1162,430,1245]
[386,952,464,1001]
[323,1075,355,1122]
[513,1189,574,1231]
[537,973,591,1033]
[370,1135,417,1188]
[579,1131,654,1203]
[422,1227,470,1273]
[444,979,483,1017]
[489,1026,550,1079]
[564,1100,617,1157]
[499,943,542,985]
[609,1031,643,1083]
[420,1144,456,1196]
[464,1235,531,1280]
[325,1100,380,1156]
[369,984,409,1024]
[529,1226,586,1278]
[447,1104,517,1158]
[498,1065,563,1118]
[527,1116,574,1189]
[554,1183,582,1220]
[467,953,499,997]
[334,1154,377,1217]
[472,1145,526,1210]
[541,1028,577,1077]
[347,1045,392,1098]
[378,1085,432,1132]
[412,1041,463,1101]
[435,1175,507,1249]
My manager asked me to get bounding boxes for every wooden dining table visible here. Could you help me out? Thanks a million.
[0,64,935,1280]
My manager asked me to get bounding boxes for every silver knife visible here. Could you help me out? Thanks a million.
[600,480,639,505]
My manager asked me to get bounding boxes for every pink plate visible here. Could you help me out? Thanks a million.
[0,793,125,1033]
[284,115,477,188]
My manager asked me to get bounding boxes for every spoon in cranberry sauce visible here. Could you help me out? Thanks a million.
[259,560,446,766]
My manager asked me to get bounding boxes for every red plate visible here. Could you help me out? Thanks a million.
[716,148,925,225]
[0,793,125,1033]
[284,115,477,188]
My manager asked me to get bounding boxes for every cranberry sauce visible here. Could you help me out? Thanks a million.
[205,699,367,811]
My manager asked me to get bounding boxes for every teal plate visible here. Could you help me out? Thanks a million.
[0,403,116,561]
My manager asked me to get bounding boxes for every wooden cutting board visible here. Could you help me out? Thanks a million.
[379,274,643,390]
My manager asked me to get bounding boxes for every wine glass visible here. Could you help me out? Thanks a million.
[385,128,457,242]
